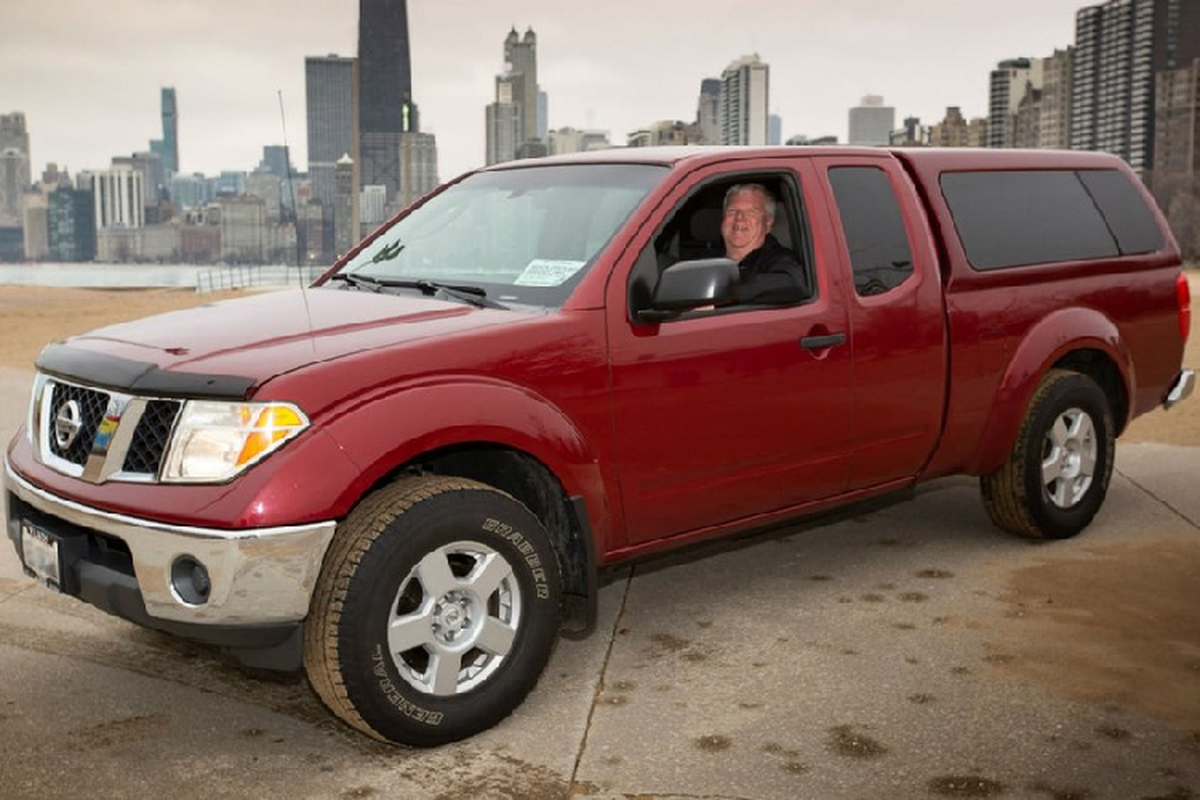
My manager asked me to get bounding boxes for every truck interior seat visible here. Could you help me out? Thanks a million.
[678,206,723,261]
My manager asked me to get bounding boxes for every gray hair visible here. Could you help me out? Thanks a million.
[723,183,777,221]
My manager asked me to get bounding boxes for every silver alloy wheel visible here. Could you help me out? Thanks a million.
[387,541,522,696]
[1041,406,1097,509]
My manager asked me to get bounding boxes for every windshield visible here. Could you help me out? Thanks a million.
[333,163,666,308]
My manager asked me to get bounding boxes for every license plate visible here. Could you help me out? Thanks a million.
[20,521,62,591]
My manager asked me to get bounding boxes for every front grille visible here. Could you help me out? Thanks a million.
[124,400,181,475]
[47,382,109,466]
[35,376,183,483]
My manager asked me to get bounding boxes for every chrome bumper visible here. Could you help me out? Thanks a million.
[1164,368,1195,410]
[4,458,336,627]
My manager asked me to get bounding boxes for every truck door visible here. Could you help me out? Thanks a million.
[814,155,947,490]
[605,159,854,546]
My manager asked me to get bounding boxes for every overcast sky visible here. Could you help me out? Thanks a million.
[4,0,1087,183]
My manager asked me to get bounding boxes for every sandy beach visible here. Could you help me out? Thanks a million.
[1,279,1196,445]
[0,285,247,374]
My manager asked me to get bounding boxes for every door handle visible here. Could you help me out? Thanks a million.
[799,333,846,350]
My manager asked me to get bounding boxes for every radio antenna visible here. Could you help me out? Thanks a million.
[278,90,303,276]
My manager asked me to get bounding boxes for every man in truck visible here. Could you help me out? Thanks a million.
[720,182,809,304]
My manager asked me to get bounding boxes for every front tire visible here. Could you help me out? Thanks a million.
[981,369,1115,540]
[304,475,562,746]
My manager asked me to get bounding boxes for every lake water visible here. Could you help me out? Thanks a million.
[0,263,326,290]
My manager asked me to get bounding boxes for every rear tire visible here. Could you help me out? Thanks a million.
[981,369,1115,540]
[304,475,561,746]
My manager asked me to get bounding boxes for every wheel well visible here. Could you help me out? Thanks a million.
[410,445,595,632]
[1052,349,1127,434]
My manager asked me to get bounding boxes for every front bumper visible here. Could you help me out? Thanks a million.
[4,456,337,636]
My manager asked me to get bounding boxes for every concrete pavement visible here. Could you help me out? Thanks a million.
[1,365,1197,799]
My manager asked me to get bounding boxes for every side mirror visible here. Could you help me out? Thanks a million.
[635,258,739,323]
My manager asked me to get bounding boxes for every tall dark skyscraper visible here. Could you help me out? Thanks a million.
[306,54,359,260]
[358,0,418,135]
[307,55,359,208]
[358,0,419,209]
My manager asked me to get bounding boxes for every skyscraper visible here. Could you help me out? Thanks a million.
[48,186,96,262]
[988,58,1041,148]
[1154,58,1200,183]
[768,114,783,146]
[848,95,894,146]
[930,107,987,148]
[1005,51,1063,151]
[1038,49,1073,150]
[306,54,359,258]
[358,0,418,207]
[358,0,417,136]
[1153,56,1200,256]
[0,145,26,260]
[1071,0,1200,175]
[537,90,549,143]
[720,54,769,146]
[486,72,522,165]
[334,153,359,257]
[259,145,295,185]
[0,112,30,156]
[112,151,164,207]
[0,113,31,229]
[160,88,179,175]
[92,166,146,230]
[697,78,721,145]
[505,28,539,145]
[398,132,438,207]
[486,27,544,164]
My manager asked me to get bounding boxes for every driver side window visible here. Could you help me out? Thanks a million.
[627,174,812,320]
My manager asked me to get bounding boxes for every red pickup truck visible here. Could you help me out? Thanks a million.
[4,146,1193,746]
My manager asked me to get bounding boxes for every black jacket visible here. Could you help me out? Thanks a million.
[736,234,810,304]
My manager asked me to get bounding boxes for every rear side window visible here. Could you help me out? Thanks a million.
[1076,170,1164,255]
[939,169,1163,271]
[828,167,914,296]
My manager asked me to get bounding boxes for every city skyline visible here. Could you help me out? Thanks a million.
[4,0,1086,182]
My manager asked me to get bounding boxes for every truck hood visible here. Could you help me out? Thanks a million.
[46,287,517,391]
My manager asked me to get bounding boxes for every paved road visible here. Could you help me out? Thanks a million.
[1,366,1197,799]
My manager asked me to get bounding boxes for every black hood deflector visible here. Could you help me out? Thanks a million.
[36,343,256,399]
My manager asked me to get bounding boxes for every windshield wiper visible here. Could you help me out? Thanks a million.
[328,273,384,292]
[328,273,506,309]
[408,280,507,310]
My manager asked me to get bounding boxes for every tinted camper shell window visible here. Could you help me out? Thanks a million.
[939,169,1163,271]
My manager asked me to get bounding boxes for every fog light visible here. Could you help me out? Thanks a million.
[171,556,212,605]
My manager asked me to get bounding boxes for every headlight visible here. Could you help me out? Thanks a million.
[161,400,308,483]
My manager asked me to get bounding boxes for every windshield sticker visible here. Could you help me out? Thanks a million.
[514,259,587,287]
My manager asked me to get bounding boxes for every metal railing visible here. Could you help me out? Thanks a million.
[196,265,327,294]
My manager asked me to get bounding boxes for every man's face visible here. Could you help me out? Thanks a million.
[721,190,771,259]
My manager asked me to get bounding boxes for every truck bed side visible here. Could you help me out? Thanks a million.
[892,148,1185,478]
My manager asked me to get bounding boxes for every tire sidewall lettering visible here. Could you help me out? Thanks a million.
[482,516,551,600]
[370,644,444,726]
